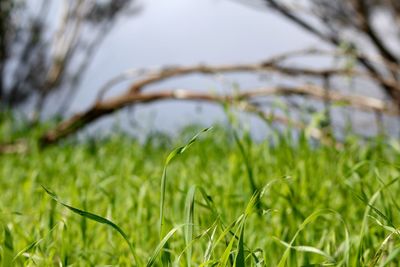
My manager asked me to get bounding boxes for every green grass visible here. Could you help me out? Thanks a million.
[1,116,400,266]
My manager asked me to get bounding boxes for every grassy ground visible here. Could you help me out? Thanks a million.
[1,117,400,266]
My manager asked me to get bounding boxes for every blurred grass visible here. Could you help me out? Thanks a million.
[1,113,400,266]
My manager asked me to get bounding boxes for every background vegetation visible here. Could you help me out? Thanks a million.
[2,115,400,266]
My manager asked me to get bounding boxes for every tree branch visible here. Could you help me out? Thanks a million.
[40,85,397,146]
[352,0,400,65]
[262,0,400,106]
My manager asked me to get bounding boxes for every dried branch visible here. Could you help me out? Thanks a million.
[242,102,342,148]
[122,62,400,97]
[0,139,28,154]
[351,0,400,65]
[261,0,400,106]
[40,84,397,145]
[36,47,399,146]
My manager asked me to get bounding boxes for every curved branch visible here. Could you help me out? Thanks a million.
[120,61,399,97]
[40,85,397,146]
[39,53,400,146]
[0,139,28,154]
[352,0,400,65]
[93,52,400,103]
[262,0,400,105]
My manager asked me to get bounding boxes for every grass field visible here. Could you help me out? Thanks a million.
[1,117,400,266]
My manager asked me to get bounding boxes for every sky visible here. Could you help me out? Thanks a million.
[63,0,329,138]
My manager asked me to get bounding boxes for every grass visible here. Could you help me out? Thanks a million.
[1,115,400,266]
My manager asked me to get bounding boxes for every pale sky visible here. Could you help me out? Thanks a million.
[64,0,327,138]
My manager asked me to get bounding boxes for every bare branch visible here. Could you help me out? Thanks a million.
[351,0,400,65]
[40,84,397,145]
[0,139,28,154]
[123,62,400,95]
[262,0,400,106]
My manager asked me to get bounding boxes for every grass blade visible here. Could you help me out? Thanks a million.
[146,226,181,267]
[233,222,245,267]
[159,127,212,238]
[42,185,138,264]
[277,209,332,267]
[12,222,61,262]
[185,185,196,267]
[276,239,335,262]
[1,225,14,267]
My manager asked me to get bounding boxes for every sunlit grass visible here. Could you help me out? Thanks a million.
[1,116,400,266]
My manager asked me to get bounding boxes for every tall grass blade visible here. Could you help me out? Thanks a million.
[159,127,212,238]
[12,222,61,262]
[234,190,261,267]
[176,221,218,265]
[185,185,196,267]
[380,246,400,267]
[203,225,218,263]
[41,185,138,264]
[355,178,399,264]
[1,225,14,267]
[233,222,245,267]
[218,229,238,267]
[232,130,257,195]
[277,210,332,267]
[276,239,335,262]
[146,226,181,267]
